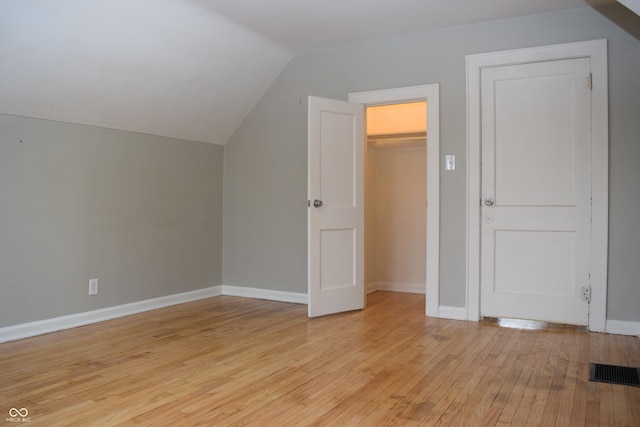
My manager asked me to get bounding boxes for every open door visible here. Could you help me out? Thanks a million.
[308,96,365,317]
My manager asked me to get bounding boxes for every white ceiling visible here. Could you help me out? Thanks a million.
[198,0,612,52]
[0,0,291,145]
[0,0,615,145]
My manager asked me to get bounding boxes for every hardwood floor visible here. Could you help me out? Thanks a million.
[1,292,639,426]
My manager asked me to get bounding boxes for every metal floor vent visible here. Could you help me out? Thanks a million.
[589,363,640,387]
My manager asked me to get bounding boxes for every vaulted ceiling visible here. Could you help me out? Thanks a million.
[0,0,618,145]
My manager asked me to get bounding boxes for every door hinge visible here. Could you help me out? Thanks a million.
[587,73,593,91]
[581,286,591,303]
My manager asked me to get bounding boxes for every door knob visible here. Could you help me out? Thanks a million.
[484,197,495,207]
[313,199,323,208]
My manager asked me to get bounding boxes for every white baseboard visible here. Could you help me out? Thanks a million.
[438,305,467,321]
[605,319,640,337]
[222,285,308,305]
[0,285,307,343]
[375,282,426,294]
[0,286,223,344]
[366,282,378,294]
[8,283,634,344]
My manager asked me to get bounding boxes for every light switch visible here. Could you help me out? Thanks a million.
[445,155,456,171]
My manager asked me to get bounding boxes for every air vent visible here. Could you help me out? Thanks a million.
[589,363,640,387]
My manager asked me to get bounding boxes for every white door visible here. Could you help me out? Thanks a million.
[308,96,365,317]
[480,58,592,325]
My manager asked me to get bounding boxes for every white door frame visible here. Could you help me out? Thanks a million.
[349,84,440,317]
[465,40,609,331]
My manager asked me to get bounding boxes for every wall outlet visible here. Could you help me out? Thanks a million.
[89,278,99,295]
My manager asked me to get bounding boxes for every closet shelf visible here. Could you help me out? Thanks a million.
[367,131,426,148]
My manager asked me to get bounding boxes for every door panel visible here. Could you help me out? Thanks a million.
[494,231,575,297]
[308,96,364,317]
[320,228,355,290]
[480,58,591,325]
[493,71,577,206]
[320,110,356,207]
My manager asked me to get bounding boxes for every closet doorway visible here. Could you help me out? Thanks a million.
[349,84,440,317]
[365,102,427,295]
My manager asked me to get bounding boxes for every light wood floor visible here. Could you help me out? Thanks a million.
[1,292,639,426]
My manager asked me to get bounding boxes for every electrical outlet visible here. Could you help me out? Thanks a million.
[89,278,99,295]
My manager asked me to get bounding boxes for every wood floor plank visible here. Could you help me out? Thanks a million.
[493,331,538,425]
[564,333,587,427]
[433,326,514,424]
[1,292,639,426]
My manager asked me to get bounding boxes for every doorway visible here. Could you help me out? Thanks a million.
[350,84,440,317]
[364,102,427,296]
[466,40,608,331]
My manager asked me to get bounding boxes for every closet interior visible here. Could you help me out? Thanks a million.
[365,101,427,295]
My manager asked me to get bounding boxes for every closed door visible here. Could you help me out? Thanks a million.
[308,96,365,317]
[480,57,592,325]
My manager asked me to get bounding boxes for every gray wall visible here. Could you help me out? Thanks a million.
[0,114,224,327]
[223,6,640,321]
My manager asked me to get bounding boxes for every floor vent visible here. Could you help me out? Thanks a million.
[589,363,640,387]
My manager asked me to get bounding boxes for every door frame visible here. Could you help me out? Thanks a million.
[465,39,609,331]
[349,84,440,317]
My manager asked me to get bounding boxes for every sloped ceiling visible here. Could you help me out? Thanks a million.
[0,0,292,145]
[0,0,614,145]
